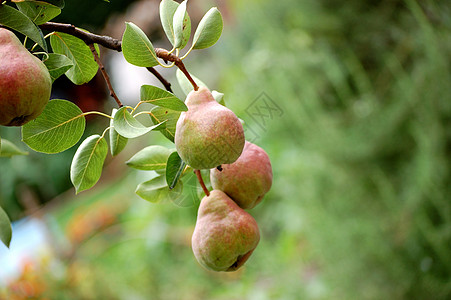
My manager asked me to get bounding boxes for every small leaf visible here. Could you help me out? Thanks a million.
[126,145,172,170]
[192,7,223,50]
[165,151,185,189]
[149,106,180,142]
[0,139,28,157]
[0,4,47,51]
[70,135,108,194]
[16,1,61,25]
[122,22,158,67]
[172,0,191,49]
[113,106,166,139]
[109,108,128,156]
[136,175,183,203]
[22,99,86,153]
[43,53,74,82]
[0,206,12,248]
[212,90,226,106]
[159,0,179,46]
[176,69,208,96]
[50,32,98,85]
[140,85,187,111]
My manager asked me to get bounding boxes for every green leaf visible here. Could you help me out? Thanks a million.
[126,145,171,170]
[172,0,191,49]
[43,53,73,82]
[149,106,180,142]
[109,108,128,156]
[176,69,208,96]
[22,99,86,154]
[0,139,28,157]
[0,4,47,51]
[113,106,166,139]
[140,85,187,111]
[0,206,12,248]
[26,0,65,9]
[192,7,223,50]
[50,32,98,85]
[159,0,179,46]
[16,1,61,25]
[212,90,226,106]
[70,135,108,194]
[165,151,185,189]
[122,22,158,67]
[135,175,183,203]
[0,135,1,154]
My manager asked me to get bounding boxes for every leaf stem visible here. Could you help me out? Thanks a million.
[194,170,210,197]
[82,111,114,119]
[100,126,113,139]
[88,43,123,108]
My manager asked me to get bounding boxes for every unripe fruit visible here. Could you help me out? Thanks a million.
[210,141,272,209]
[175,87,245,170]
[0,28,51,126]
[192,190,260,272]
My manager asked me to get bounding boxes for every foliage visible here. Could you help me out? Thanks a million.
[0,0,224,245]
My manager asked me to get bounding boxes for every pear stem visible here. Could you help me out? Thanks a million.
[155,48,199,91]
[194,170,210,197]
[88,43,123,108]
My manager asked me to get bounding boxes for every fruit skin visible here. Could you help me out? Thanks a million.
[175,87,245,170]
[0,28,51,126]
[192,190,260,272]
[210,141,273,209]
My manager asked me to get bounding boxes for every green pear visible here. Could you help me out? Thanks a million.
[0,28,51,126]
[175,87,245,170]
[210,141,273,209]
[192,190,260,272]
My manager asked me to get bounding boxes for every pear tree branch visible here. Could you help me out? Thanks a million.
[39,22,196,92]
[88,43,122,107]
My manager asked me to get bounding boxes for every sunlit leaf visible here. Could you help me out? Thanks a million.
[176,69,208,96]
[43,53,73,82]
[109,108,127,156]
[0,206,12,248]
[0,4,47,51]
[0,139,28,157]
[149,106,180,142]
[135,175,183,203]
[126,145,171,170]
[70,135,108,194]
[212,90,226,106]
[16,1,61,25]
[140,85,187,111]
[192,7,223,50]
[172,0,190,49]
[122,22,158,67]
[50,32,99,85]
[22,99,86,154]
[159,0,179,46]
[113,106,166,139]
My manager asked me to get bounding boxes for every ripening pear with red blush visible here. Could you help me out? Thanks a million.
[0,28,51,126]
[210,141,273,209]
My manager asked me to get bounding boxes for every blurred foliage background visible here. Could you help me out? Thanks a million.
[1,0,451,299]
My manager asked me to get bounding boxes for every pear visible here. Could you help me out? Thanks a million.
[192,190,260,272]
[175,87,245,170]
[210,141,272,209]
[0,28,51,126]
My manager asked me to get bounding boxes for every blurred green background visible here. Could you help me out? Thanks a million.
[1,0,451,299]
